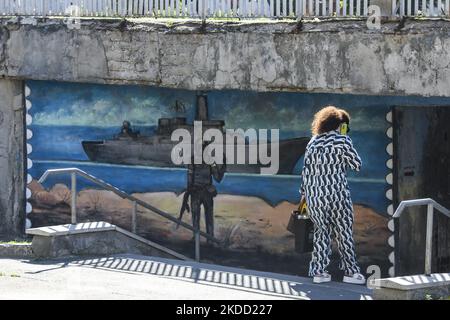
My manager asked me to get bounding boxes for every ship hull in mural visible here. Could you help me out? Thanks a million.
[82,136,310,174]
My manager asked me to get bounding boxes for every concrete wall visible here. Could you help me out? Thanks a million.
[0,17,450,239]
[0,18,449,97]
[0,79,25,239]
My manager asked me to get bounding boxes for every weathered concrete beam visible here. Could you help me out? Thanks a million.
[0,17,449,97]
[0,79,25,240]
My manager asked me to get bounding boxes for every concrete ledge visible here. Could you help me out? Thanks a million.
[1,18,450,97]
[371,273,450,300]
[26,222,190,261]
[0,243,33,258]
[26,221,116,237]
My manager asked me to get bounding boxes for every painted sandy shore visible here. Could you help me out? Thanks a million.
[28,180,391,276]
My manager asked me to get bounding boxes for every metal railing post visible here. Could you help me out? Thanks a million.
[392,198,450,276]
[391,0,397,17]
[39,167,224,263]
[71,172,77,224]
[195,229,200,261]
[425,203,434,275]
[132,201,137,233]
[201,0,206,19]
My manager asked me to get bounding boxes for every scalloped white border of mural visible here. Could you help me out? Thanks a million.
[25,85,32,229]
[385,110,395,277]
[22,85,397,276]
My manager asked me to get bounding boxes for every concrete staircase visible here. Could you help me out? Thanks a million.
[26,221,190,261]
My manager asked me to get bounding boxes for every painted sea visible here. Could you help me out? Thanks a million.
[28,125,389,214]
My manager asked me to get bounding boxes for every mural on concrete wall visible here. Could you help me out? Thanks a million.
[26,80,392,276]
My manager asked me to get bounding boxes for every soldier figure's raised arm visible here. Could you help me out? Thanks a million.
[211,152,226,182]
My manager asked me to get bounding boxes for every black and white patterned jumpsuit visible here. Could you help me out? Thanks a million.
[300,131,362,276]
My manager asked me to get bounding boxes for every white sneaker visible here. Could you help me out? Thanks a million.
[343,273,366,285]
[313,272,332,283]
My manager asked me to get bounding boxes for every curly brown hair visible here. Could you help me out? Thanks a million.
[311,106,351,136]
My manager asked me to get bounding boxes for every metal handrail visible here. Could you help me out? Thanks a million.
[393,198,450,275]
[38,167,221,261]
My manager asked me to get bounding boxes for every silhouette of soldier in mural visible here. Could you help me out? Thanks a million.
[118,120,138,138]
[178,94,226,243]
[180,145,226,242]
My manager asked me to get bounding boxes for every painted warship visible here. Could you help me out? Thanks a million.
[82,95,310,175]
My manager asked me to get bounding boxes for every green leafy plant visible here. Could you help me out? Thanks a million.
[424,293,450,300]
[0,240,31,245]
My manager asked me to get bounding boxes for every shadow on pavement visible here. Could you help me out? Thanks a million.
[23,254,373,300]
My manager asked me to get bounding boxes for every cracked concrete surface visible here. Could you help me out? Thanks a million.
[0,79,25,239]
[0,17,449,96]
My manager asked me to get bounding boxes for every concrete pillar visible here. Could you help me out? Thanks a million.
[0,79,25,240]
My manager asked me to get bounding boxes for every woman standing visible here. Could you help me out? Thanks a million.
[300,106,365,284]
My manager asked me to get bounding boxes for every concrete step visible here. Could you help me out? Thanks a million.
[26,221,190,261]
[371,273,450,300]
[0,243,33,258]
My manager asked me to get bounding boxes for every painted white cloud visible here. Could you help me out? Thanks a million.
[33,96,175,127]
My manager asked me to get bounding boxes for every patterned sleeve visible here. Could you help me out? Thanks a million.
[299,152,308,195]
[299,139,314,195]
[342,136,362,171]
[299,173,305,195]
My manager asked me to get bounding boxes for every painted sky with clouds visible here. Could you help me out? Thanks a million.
[29,80,391,132]
[29,81,197,127]
[29,80,450,134]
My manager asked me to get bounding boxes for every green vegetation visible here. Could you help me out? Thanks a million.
[424,293,450,300]
[0,272,21,278]
[0,240,31,245]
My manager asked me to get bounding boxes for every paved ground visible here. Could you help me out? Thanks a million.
[0,254,372,300]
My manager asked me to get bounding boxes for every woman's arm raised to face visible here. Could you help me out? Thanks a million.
[342,136,362,171]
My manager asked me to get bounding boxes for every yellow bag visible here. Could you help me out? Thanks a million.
[287,198,309,233]
[286,198,314,253]
[298,200,308,216]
